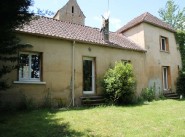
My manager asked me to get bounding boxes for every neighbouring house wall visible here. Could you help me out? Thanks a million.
[0,33,146,106]
[143,23,181,93]
[123,24,145,49]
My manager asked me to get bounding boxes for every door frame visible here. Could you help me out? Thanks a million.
[82,57,95,95]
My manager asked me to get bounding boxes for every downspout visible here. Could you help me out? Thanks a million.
[72,41,75,107]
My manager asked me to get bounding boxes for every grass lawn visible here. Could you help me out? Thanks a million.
[0,100,185,137]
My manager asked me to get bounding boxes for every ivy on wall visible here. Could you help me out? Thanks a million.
[176,31,185,71]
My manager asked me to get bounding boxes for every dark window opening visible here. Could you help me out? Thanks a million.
[72,6,74,13]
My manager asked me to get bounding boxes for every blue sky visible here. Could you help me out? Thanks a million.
[30,0,185,31]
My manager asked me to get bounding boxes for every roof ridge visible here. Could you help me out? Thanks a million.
[116,12,175,33]
[141,12,148,21]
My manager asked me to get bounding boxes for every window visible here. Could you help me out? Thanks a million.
[19,52,41,81]
[83,57,95,94]
[162,66,171,90]
[72,6,74,13]
[160,36,169,52]
[121,60,131,65]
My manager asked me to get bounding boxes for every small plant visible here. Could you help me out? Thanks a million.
[42,90,52,108]
[18,92,35,110]
[141,87,155,102]
[103,61,136,105]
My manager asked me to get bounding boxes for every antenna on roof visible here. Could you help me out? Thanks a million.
[102,0,110,20]
[100,0,110,42]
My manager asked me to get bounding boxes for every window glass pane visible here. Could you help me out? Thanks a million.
[31,54,40,78]
[83,60,92,91]
[162,38,166,51]
[19,54,29,79]
[163,67,168,89]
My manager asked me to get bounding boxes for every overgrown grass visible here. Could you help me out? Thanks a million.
[0,100,185,137]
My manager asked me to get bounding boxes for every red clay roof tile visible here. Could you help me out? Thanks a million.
[116,12,176,33]
[16,16,145,52]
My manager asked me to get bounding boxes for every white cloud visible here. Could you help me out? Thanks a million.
[92,16,122,31]
[109,17,122,31]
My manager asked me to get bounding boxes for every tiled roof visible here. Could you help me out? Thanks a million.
[16,16,145,52]
[117,12,176,33]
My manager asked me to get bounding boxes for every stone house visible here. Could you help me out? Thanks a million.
[0,0,181,106]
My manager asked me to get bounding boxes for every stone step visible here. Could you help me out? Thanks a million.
[80,96,105,106]
[163,92,180,99]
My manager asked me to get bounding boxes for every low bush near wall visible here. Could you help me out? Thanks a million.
[176,71,185,96]
[102,61,136,105]
[141,87,155,102]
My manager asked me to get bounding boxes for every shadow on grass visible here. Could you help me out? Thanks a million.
[0,110,84,137]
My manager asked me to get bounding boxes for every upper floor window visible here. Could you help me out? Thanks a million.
[121,60,131,65]
[19,52,41,81]
[72,6,74,13]
[160,36,169,52]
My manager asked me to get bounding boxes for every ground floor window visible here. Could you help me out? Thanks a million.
[162,66,171,90]
[19,52,41,81]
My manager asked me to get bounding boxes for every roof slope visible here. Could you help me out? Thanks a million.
[117,12,176,33]
[16,16,145,52]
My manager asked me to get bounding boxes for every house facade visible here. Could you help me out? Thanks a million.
[0,0,181,106]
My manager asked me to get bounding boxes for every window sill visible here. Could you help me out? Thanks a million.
[13,81,46,85]
[160,50,170,53]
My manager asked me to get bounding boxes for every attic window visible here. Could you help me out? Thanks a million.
[72,6,74,13]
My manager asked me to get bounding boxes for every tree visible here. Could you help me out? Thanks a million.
[158,0,185,31]
[176,31,185,71]
[0,0,33,89]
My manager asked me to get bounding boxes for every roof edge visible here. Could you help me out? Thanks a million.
[16,30,146,53]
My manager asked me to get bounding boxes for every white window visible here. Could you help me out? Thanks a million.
[162,66,171,91]
[19,52,41,81]
[163,67,168,90]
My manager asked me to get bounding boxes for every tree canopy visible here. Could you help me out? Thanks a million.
[0,0,33,89]
[158,0,185,31]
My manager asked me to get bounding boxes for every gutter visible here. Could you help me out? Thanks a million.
[72,41,75,106]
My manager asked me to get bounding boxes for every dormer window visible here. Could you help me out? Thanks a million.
[72,6,74,13]
[160,36,169,52]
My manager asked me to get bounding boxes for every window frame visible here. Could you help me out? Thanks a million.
[162,66,171,91]
[18,52,41,82]
[160,36,169,52]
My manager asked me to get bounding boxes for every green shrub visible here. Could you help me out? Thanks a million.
[176,71,185,96]
[141,87,155,102]
[103,61,136,105]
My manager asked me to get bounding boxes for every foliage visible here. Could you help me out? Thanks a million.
[158,0,185,31]
[176,31,185,71]
[34,8,55,17]
[141,87,155,102]
[103,61,136,105]
[0,0,33,89]
[176,71,185,96]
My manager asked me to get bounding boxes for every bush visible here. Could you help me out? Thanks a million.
[176,71,185,96]
[103,61,136,105]
[141,87,155,102]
